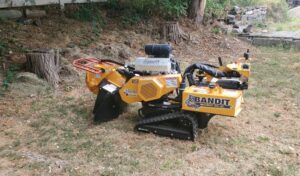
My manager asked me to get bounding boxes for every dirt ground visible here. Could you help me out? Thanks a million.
[0,16,299,176]
[0,14,254,63]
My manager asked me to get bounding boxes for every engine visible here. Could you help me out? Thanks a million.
[129,44,180,74]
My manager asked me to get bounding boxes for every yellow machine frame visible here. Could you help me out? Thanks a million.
[85,61,249,117]
[73,45,251,141]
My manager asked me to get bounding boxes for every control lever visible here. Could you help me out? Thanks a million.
[244,49,250,60]
[218,57,223,66]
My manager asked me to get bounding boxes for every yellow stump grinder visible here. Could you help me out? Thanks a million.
[73,44,251,141]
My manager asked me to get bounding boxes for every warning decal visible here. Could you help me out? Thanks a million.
[165,78,178,88]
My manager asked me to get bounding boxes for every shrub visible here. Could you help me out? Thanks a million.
[206,0,230,18]
[106,0,188,22]
[229,0,257,7]
[66,3,106,28]
[205,0,289,21]
[2,64,19,91]
[205,0,261,18]
[267,0,289,22]
[0,42,7,56]
[158,0,188,20]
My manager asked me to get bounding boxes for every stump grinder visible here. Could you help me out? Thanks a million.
[73,44,251,141]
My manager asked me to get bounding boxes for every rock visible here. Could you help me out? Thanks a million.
[279,146,295,155]
[16,72,47,85]
[233,24,239,29]
[0,10,23,19]
[243,25,253,33]
[17,18,42,26]
[23,19,33,25]
[33,19,42,27]
[225,15,236,25]
[25,9,46,18]
[229,6,241,15]
[232,28,243,34]
[246,10,254,15]
[29,94,36,98]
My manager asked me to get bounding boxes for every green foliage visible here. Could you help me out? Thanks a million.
[1,64,19,97]
[70,3,102,22]
[211,27,221,34]
[206,0,289,20]
[2,64,19,90]
[206,0,230,18]
[273,112,281,118]
[121,12,142,26]
[65,3,105,46]
[257,136,270,142]
[205,0,266,18]
[66,3,106,32]
[158,0,188,20]
[106,0,188,24]
[267,0,289,22]
[229,0,257,7]
[271,17,300,32]
[254,21,267,29]
[106,0,120,11]
[106,0,151,26]
[0,16,4,23]
[0,42,7,56]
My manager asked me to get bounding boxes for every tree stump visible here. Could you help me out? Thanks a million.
[162,22,189,43]
[26,49,60,87]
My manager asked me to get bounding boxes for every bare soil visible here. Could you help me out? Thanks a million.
[0,16,299,176]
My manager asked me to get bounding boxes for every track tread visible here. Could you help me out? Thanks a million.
[135,112,199,141]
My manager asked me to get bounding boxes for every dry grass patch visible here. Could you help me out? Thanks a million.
[0,47,299,175]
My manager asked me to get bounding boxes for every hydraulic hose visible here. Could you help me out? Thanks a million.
[183,63,229,79]
[178,63,240,99]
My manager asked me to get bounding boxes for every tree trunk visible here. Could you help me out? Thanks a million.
[161,21,189,43]
[26,49,60,87]
[188,0,207,26]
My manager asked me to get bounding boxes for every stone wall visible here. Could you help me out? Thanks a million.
[225,6,267,34]
[0,0,107,9]
[288,0,300,7]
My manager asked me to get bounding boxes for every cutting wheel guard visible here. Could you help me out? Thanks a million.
[73,58,124,74]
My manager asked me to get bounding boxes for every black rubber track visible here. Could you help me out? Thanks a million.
[135,112,199,141]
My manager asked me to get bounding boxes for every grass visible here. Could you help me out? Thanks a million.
[273,112,281,118]
[257,136,270,142]
[160,159,184,171]
[269,17,300,32]
[0,46,299,175]
[245,47,300,102]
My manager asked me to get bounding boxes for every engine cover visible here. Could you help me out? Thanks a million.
[133,57,173,73]
[119,74,182,103]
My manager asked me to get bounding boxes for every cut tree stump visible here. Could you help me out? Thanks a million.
[162,21,189,43]
[26,49,60,87]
